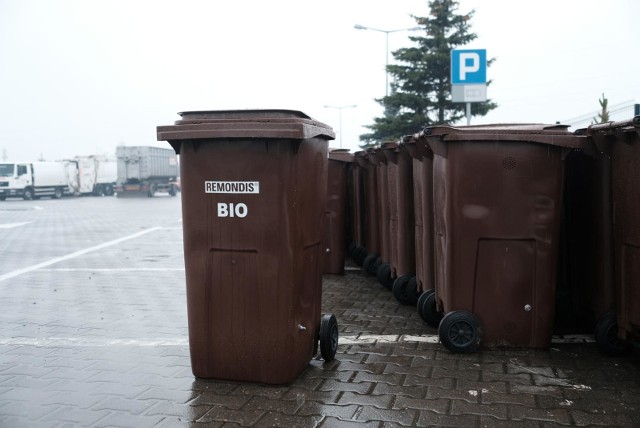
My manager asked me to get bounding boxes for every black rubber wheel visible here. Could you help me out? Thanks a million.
[0,195,6,201]
[23,187,34,200]
[169,185,177,196]
[376,262,394,290]
[319,314,338,362]
[353,246,367,266]
[363,253,379,275]
[104,184,114,196]
[392,274,414,305]
[595,311,629,356]
[438,310,482,353]
[53,187,63,199]
[418,289,443,328]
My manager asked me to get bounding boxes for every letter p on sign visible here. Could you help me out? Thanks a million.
[451,49,486,85]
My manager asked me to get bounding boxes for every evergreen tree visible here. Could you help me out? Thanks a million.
[360,0,497,147]
[592,93,610,124]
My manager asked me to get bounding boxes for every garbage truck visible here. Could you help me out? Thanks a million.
[0,161,72,200]
[70,155,117,196]
[115,146,179,197]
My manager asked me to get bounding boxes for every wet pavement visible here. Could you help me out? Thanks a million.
[1,196,639,427]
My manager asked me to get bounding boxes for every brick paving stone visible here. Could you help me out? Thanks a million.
[371,382,428,399]
[297,402,360,420]
[318,379,374,394]
[337,391,395,409]
[392,396,450,414]
[242,396,303,415]
[319,416,379,427]
[456,378,508,394]
[254,411,322,428]
[416,410,479,427]
[188,392,251,409]
[197,406,265,425]
[509,405,572,425]
[356,406,419,426]
[450,399,509,420]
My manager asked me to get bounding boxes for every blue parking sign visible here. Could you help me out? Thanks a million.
[451,49,486,85]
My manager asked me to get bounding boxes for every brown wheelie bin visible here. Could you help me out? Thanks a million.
[585,117,640,355]
[354,150,381,274]
[347,153,366,260]
[380,141,417,305]
[556,135,615,340]
[422,124,584,352]
[366,147,391,280]
[157,109,339,384]
[400,134,441,327]
[322,149,353,275]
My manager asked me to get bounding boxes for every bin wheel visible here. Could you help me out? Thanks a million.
[418,289,444,328]
[438,310,482,353]
[595,311,629,356]
[319,314,339,362]
[363,253,380,275]
[353,246,367,266]
[392,274,415,305]
[376,262,394,290]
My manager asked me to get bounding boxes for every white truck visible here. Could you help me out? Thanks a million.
[66,155,117,196]
[0,161,72,200]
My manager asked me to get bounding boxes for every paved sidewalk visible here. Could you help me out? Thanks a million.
[1,198,639,427]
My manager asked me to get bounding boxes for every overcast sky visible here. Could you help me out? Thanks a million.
[1,0,638,161]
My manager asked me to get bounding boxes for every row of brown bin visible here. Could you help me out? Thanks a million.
[323,116,640,355]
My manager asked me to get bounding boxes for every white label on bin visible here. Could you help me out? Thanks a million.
[205,181,259,194]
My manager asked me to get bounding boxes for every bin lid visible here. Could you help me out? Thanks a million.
[421,123,585,149]
[157,109,335,154]
[577,116,640,154]
[328,149,354,163]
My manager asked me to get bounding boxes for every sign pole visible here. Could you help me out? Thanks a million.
[466,103,471,125]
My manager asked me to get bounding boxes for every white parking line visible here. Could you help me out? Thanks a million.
[0,221,31,229]
[0,227,163,282]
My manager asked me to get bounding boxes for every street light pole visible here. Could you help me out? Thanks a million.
[324,105,357,149]
[354,24,421,97]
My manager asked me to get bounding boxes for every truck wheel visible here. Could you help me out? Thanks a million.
[147,184,157,197]
[94,185,105,197]
[169,185,177,196]
[104,184,114,196]
[23,188,34,200]
[53,187,63,199]
[319,314,339,362]
[0,195,6,201]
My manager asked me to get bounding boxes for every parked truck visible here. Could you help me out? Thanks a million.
[66,155,117,196]
[0,161,72,200]
[115,146,179,197]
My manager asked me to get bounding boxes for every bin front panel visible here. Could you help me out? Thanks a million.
[179,137,327,383]
[412,158,435,293]
[355,152,380,255]
[393,148,415,276]
[432,139,566,348]
[322,157,349,274]
[607,124,640,340]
